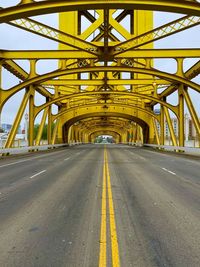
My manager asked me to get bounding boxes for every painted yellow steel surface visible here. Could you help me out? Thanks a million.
[0,1,200,147]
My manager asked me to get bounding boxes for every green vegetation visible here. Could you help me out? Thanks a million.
[95,136,104,143]
[0,127,4,133]
[33,123,55,140]
[95,136,114,143]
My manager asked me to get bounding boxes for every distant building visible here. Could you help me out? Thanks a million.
[1,123,21,134]
[155,114,199,140]
[1,123,12,133]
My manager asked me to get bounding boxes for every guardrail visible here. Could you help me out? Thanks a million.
[144,144,200,155]
[0,144,69,155]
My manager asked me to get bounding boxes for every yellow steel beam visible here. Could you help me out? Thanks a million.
[2,59,27,80]
[87,126,126,135]
[1,59,55,100]
[53,105,156,124]
[1,49,199,59]
[4,89,31,148]
[0,50,95,59]
[158,60,200,99]
[183,89,200,136]
[5,66,200,98]
[35,108,48,146]
[41,79,170,86]
[178,86,185,147]
[47,104,52,145]
[152,117,160,145]
[160,104,165,145]
[115,49,200,59]
[112,15,200,55]
[8,18,100,56]
[164,107,178,147]
[78,119,131,128]
[52,119,60,145]
[109,16,132,40]
[0,1,200,23]
[35,91,176,116]
[29,87,35,147]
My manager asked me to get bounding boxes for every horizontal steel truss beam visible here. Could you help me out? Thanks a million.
[34,91,175,118]
[8,18,100,56]
[113,15,200,55]
[41,79,170,86]
[1,49,199,60]
[51,103,158,123]
[1,59,54,99]
[79,118,131,127]
[158,60,200,99]
[0,1,200,23]
[81,124,128,131]
[3,66,199,98]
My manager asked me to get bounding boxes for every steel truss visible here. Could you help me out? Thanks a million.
[0,1,200,148]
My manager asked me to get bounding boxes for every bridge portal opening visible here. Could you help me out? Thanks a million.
[95,135,115,144]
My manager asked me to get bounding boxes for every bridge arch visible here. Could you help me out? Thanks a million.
[4,66,200,102]
[0,0,199,24]
[1,2,199,149]
[59,109,150,143]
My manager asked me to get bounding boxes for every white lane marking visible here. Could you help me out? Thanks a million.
[64,157,70,161]
[0,159,33,168]
[162,168,176,176]
[0,149,69,169]
[30,170,46,179]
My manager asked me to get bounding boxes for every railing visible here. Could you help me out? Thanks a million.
[0,144,68,155]
[143,144,200,155]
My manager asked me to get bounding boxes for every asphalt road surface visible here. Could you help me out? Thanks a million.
[0,144,199,267]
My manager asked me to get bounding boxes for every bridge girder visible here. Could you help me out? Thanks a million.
[0,1,200,148]
[0,1,200,23]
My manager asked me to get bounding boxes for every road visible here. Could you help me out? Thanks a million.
[0,144,199,267]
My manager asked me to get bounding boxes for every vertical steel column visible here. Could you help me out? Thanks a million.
[71,126,75,143]
[28,88,35,147]
[152,117,160,145]
[133,124,137,143]
[140,126,144,144]
[160,104,165,145]
[68,126,72,144]
[5,89,31,148]
[35,108,48,146]
[28,59,37,147]
[52,119,59,145]
[178,86,185,147]
[183,89,200,137]
[164,107,178,146]
[47,100,52,145]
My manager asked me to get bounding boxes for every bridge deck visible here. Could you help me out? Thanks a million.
[0,144,199,266]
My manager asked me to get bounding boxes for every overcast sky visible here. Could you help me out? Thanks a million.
[0,9,199,127]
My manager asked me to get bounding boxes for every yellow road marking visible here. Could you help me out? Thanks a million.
[99,147,120,267]
[106,152,120,267]
[99,150,107,267]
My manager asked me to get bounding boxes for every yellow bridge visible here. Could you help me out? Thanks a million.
[0,1,200,147]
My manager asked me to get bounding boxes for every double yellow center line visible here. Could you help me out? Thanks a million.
[99,147,120,267]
